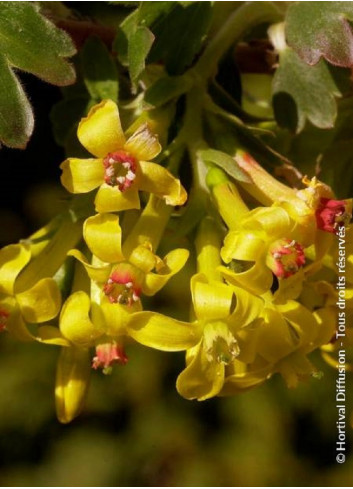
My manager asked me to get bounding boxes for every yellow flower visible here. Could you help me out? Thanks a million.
[118,218,264,400]
[176,273,264,400]
[0,243,61,341]
[207,167,308,296]
[60,99,187,213]
[39,289,129,422]
[236,152,352,246]
[70,201,189,309]
[220,206,306,296]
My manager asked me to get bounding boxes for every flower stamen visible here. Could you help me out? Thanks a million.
[268,239,305,279]
[92,341,128,374]
[315,198,352,233]
[204,322,240,365]
[103,266,142,306]
[103,151,137,191]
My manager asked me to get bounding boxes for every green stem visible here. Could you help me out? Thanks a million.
[193,2,281,79]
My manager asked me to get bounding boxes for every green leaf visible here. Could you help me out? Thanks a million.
[272,47,341,132]
[115,3,175,82]
[148,2,213,75]
[286,2,353,67]
[81,37,119,101]
[198,149,251,183]
[128,26,155,83]
[0,54,34,149]
[137,2,176,26]
[0,2,75,85]
[0,2,76,148]
[114,10,139,67]
[145,75,192,107]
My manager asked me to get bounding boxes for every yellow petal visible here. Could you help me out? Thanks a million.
[314,230,334,261]
[228,285,264,328]
[84,213,124,264]
[138,161,187,206]
[176,341,225,400]
[60,292,104,347]
[15,216,82,293]
[235,320,262,363]
[60,158,104,194]
[256,308,298,362]
[0,244,31,295]
[221,363,271,394]
[142,249,189,296]
[124,123,161,161]
[219,262,273,296]
[191,273,234,321]
[277,352,315,388]
[94,184,140,213]
[129,244,157,274]
[5,304,33,342]
[313,307,336,348]
[16,278,61,323]
[55,346,91,424]
[77,99,125,157]
[242,206,292,238]
[273,269,304,303]
[126,312,199,351]
[101,298,142,337]
[221,231,264,263]
[277,300,318,350]
[68,249,111,283]
[36,325,71,346]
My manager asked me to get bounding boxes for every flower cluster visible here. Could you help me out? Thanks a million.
[1,99,352,422]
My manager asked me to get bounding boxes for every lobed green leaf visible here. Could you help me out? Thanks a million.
[286,2,353,67]
[272,47,341,133]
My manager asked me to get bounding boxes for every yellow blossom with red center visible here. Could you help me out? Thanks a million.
[236,152,352,249]
[69,204,189,314]
[60,99,187,213]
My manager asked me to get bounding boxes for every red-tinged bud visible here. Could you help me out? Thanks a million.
[315,198,352,233]
[267,239,305,279]
[103,263,142,306]
[103,150,137,191]
[0,309,9,332]
[92,341,128,374]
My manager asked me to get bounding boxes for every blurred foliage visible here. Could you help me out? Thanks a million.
[0,336,352,486]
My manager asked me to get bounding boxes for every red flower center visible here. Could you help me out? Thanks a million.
[103,265,142,306]
[92,341,128,374]
[268,239,305,279]
[315,198,352,233]
[103,150,137,191]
